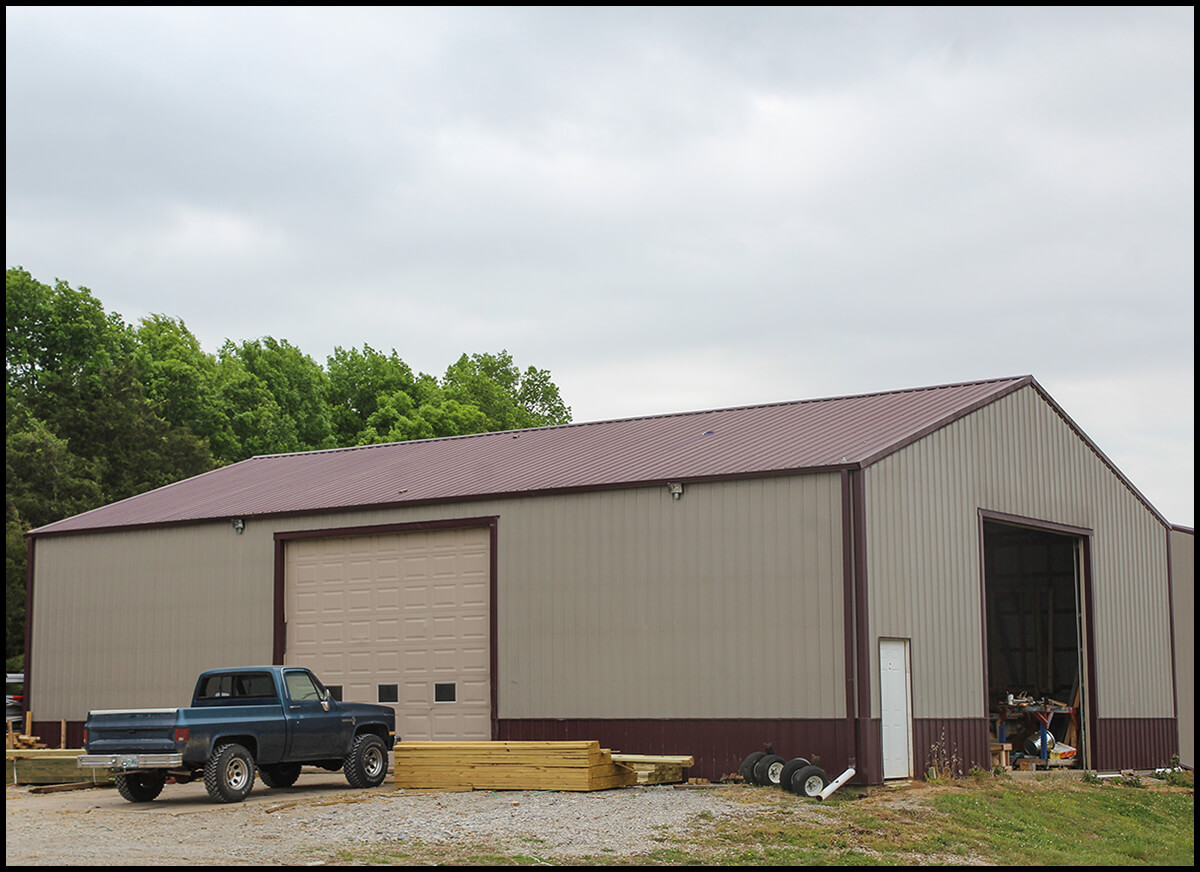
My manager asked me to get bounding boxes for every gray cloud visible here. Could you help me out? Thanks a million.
[6,6,1193,524]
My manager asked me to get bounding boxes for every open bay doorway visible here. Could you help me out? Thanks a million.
[982,519,1088,770]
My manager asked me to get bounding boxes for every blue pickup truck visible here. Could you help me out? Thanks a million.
[78,666,397,803]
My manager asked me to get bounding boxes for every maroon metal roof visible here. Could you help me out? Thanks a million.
[30,376,1035,536]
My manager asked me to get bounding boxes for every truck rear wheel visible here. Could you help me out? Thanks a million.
[114,770,167,802]
[344,734,388,789]
[205,743,256,803]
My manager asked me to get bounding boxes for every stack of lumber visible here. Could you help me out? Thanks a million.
[611,754,695,785]
[7,749,97,786]
[393,741,638,791]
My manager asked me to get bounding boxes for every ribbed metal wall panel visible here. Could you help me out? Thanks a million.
[29,522,272,718]
[864,385,1173,723]
[1091,718,1179,771]
[912,718,991,777]
[489,475,844,719]
[30,474,845,723]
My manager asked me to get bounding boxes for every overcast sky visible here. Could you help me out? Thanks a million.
[6,7,1194,525]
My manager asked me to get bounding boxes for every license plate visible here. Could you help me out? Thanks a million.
[120,755,139,769]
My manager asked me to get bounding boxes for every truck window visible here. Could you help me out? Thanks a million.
[283,671,323,702]
[197,672,276,700]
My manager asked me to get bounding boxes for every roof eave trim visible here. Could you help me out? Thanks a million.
[24,463,858,538]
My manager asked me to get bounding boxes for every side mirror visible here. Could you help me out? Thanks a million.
[319,687,331,712]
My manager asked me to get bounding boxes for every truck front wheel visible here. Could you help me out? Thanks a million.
[344,734,388,789]
[205,743,256,803]
[114,770,167,802]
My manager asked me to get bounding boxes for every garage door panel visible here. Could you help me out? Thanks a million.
[375,619,400,642]
[286,526,491,742]
[321,652,344,674]
[291,622,319,646]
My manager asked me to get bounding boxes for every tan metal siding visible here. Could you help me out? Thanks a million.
[31,475,845,723]
[490,476,845,719]
[1171,528,1194,767]
[864,385,1173,720]
[29,523,272,720]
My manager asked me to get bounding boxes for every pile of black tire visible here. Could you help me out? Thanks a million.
[739,749,829,798]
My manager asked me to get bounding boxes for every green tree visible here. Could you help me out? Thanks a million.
[326,345,418,446]
[442,350,571,431]
[212,356,299,460]
[221,338,333,452]
[6,267,125,395]
[133,314,229,458]
[358,391,490,444]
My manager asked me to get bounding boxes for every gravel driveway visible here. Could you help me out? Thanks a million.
[6,772,752,865]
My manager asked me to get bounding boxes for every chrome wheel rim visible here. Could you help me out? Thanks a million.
[364,745,384,779]
[226,757,251,791]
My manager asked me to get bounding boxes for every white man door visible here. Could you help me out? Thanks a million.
[879,638,913,780]
[284,526,491,742]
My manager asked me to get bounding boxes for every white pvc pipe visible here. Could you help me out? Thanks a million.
[818,766,856,801]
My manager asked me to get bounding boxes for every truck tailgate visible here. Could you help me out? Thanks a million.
[85,708,180,754]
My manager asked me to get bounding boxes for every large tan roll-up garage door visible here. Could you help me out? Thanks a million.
[284,526,491,741]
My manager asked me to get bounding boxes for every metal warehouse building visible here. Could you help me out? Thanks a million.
[24,376,1194,783]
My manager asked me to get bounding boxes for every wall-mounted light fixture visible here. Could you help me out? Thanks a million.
[666,482,684,500]
[231,518,245,534]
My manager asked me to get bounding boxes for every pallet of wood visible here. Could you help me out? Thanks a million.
[393,741,638,791]
[7,748,102,786]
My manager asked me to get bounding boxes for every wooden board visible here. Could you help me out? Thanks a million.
[612,754,695,785]
[393,741,638,791]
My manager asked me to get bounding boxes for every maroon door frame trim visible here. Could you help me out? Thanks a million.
[1164,526,1180,728]
[852,471,872,777]
[272,516,500,732]
[977,509,1099,770]
[840,471,857,770]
